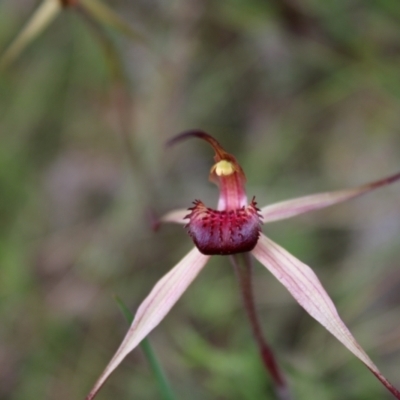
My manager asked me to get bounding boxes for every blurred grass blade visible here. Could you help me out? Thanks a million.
[114,295,178,400]
[0,0,61,71]
[80,0,147,44]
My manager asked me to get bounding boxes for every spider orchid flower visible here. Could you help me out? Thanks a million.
[87,131,400,400]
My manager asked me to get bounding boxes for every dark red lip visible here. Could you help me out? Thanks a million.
[186,199,262,255]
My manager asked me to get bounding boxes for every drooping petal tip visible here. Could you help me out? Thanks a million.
[148,208,161,231]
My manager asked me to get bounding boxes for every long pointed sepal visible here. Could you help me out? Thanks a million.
[261,171,400,223]
[158,209,188,225]
[251,234,400,399]
[86,247,210,400]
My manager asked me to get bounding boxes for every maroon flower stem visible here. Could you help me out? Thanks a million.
[231,253,292,400]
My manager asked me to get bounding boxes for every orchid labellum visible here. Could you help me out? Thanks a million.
[87,131,400,400]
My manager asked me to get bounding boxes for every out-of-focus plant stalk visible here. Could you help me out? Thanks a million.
[0,0,61,71]
[231,253,292,400]
[77,5,159,205]
[115,296,178,400]
[79,0,147,43]
[0,0,147,72]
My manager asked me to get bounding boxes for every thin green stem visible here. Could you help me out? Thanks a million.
[114,296,178,400]
[231,253,292,400]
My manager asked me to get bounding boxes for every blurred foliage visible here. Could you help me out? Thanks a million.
[1,0,400,399]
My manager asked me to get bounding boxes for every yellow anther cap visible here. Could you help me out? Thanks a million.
[213,160,235,176]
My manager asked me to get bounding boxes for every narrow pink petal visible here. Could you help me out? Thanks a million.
[261,172,400,223]
[86,247,210,400]
[159,208,188,225]
[252,234,400,399]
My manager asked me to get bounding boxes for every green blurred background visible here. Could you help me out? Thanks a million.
[1,0,400,399]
